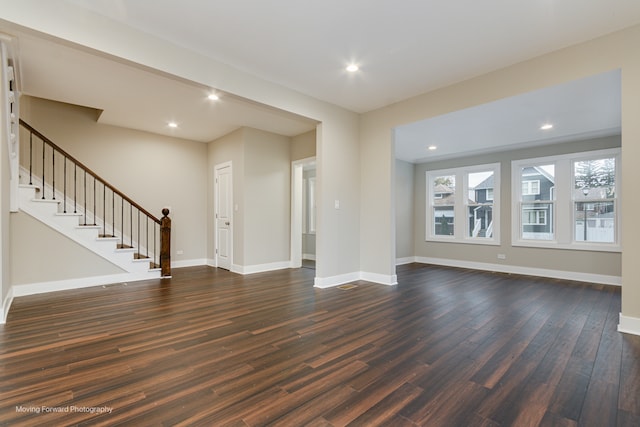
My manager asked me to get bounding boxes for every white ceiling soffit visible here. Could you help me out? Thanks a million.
[394,70,621,164]
[62,0,640,113]
[15,31,317,142]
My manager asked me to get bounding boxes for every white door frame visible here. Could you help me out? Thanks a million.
[214,161,233,270]
[290,157,315,268]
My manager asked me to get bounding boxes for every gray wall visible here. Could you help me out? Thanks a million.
[412,135,621,277]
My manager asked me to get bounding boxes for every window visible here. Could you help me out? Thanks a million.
[431,174,455,236]
[486,188,494,201]
[512,148,620,251]
[522,180,540,195]
[426,163,500,244]
[523,208,547,225]
[573,157,616,243]
[518,165,555,240]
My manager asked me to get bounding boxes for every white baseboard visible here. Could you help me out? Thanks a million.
[412,256,621,286]
[361,271,398,286]
[395,256,416,266]
[10,271,161,299]
[618,313,640,336]
[314,271,397,288]
[232,260,292,275]
[314,271,361,288]
[171,258,208,269]
[302,253,316,261]
[1,287,14,324]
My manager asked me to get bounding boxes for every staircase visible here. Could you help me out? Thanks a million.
[16,120,171,281]
[18,184,160,277]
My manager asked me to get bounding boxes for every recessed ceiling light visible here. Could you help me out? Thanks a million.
[346,64,359,72]
[428,145,437,151]
[208,93,219,101]
[540,123,553,130]
[168,122,178,128]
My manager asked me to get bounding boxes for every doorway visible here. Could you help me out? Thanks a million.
[291,157,316,269]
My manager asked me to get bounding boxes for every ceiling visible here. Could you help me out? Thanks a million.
[395,70,621,163]
[3,1,640,153]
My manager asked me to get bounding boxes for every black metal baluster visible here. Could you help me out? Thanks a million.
[112,190,115,238]
[121,197,124,247]
[146,216,149,259]
[52,148,56,200]
[154,222,158,267]
[102,183,106,236]
[63,157,67,213]
[93,177,96,226]
[74,164,77,213]
[137,210,141,258]
[41,138,45,199]
[84,171,87,225]
[28,132,33,185]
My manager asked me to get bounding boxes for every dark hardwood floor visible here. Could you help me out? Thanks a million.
[1,264,638,426]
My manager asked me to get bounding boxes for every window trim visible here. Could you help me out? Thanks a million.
[511,148,621,252]
[426,163,500,245]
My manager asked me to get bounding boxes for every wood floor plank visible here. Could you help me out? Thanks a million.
[0,264,634,426]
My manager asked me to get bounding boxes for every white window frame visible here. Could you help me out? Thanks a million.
[512,148,621,252]
[426,163,500,245]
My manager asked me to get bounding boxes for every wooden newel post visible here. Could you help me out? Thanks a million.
[160,208,171,277]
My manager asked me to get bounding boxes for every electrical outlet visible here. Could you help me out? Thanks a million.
[177,250,184,255]
[497,254,506,260]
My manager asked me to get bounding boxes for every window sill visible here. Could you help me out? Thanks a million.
[512,240,621,253]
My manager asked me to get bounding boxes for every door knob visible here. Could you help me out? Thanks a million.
[225,221,230,225]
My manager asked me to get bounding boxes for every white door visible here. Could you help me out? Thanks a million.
[215,163,232,270]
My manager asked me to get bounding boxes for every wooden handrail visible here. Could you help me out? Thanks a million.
[19,119,160,224]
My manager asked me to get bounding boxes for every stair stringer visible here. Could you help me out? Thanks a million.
[18,185,160,280]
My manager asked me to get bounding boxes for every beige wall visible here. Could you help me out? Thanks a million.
[10,212,123,284]
[20,96,209,265]
[291,129,316,162]
[0,55,9,318]
[361,25,640,321]
[208,127,292,268]
[207,128,245,265]
[395,159,414,260]
[243,128,291,265]
[412,135,621,276]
